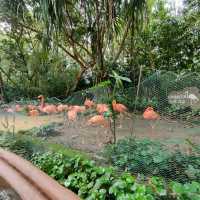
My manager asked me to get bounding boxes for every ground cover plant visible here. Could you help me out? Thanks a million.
[31,152,200,200]
[0,132,200,199]
[103,137,200,183]
[18,122,63,138]
[0,132,88,159]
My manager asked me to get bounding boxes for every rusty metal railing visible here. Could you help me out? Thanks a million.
[0,148,80,200]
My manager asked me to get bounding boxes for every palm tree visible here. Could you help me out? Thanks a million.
[0,0,147,85]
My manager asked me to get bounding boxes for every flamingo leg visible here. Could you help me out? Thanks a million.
[68,120,71,128]
[118,113,123,128]
[150,122,154,135]
[77,113,82,128]
[149,120,159,135]
[68,120,73,128]
[63,111,67,126]
[71,118,77,129]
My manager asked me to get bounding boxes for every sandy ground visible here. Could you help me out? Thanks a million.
[0,111,63,132]
[0,111,199,154]
[49,114,200,154]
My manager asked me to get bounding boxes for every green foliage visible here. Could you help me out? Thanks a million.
[170,181,200,200]
[117,89,159,111]
[110,71,131,90]
[0,37,79,100]
[0,132,88,160]
[31,152,200,200]
[103,137,200,183]
[62,81,111,105]
[19,122,62,138]
[0,133,44,159]
[127,2,200,74]
[164,104,198,121]
[0,0,199,103]
[89,81,111,91]
[0,130,200,200]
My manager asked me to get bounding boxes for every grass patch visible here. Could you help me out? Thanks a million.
[0,132,88,160]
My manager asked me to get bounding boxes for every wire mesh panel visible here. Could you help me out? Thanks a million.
[107,71,200,182]
[139,71,200,123]
[104,71,200,184]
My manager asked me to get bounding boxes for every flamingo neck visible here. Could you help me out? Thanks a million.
[112,100,116,107]
[40,97,45,108]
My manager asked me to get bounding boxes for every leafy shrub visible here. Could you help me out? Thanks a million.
[1,131,199,199]
[0,134,45,159]
[31,152,200,200]
[103,137,200,183]
[4,85,26,102]
[0,132,87,160]
[23,122,62,138]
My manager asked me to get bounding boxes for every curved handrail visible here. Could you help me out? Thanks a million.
[0,148,80,200]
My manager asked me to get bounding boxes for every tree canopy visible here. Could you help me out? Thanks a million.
[0,0,199,100]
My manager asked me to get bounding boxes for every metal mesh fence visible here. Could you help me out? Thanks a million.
[108,70,200,183]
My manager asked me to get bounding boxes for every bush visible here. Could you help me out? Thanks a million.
[103,137,200,183]
[20,122,62,138]
[1,132,199,199]
[0,133,45,159]
[31,152,200,200]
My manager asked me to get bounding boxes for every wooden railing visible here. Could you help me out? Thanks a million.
[0,148,80,200]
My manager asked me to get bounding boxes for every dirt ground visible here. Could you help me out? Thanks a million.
[0,111,199,155]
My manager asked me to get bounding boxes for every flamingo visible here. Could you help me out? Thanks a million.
[84,98,95,109]
[29,109,39,117]
[37,95,57,114]
[71,105,86,113]
[15,104,23,112]
[96,104,109,114]
[6,108,14,113]
[57,104,68,112]
[69,105,86,124]
[27,104,37,111]
[87,115,109,128]
[112,100,127,128]
[87,114,111,141]
[67,107,78,128]
[143,106,160,134]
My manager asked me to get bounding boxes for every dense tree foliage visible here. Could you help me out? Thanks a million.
[0,0,199,100]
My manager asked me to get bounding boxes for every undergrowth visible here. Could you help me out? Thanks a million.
[0,132,200,199]
[103,137,200,183]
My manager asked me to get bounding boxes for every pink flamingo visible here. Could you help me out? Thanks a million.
[87,115,111,141]
[29,109,39,117]
[15,104,23,112]
[66,107,78,128]
[37,95,57,114]
[27,104,37,111]
[6,108,14,113]
[112,100,127,128]
[143,106,160,134]
[84,98,95,109]
[71,105,86,113]
[96,104,109,114]
[57,104,68,113]
[87,115,109,128]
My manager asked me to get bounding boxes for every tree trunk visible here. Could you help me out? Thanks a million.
[0,72,6,102]
[95,0,105,83]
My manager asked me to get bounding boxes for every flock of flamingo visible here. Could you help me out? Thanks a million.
[5,94,160,132]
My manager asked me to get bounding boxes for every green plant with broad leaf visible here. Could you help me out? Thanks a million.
[109,70,132,143]
[31,152,200,200]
